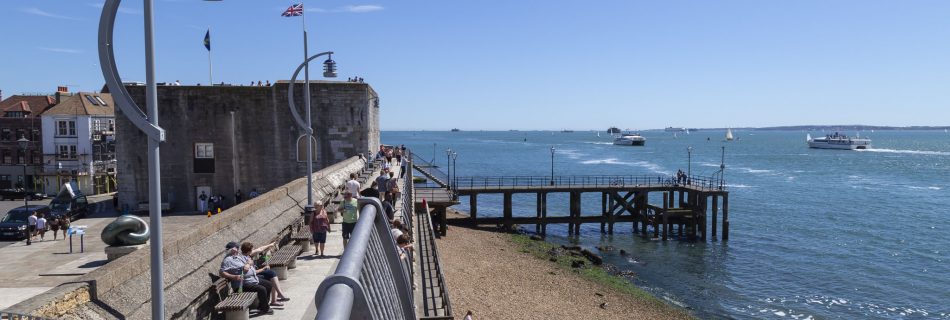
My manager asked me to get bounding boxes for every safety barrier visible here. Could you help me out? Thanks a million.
[314,198,415,320]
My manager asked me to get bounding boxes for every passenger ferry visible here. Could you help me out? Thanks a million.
[807,132,871,150]
[613,133,646,146]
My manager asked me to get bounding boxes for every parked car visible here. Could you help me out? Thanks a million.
[0,205,52,240]
[0,189,46,201]
[49,194,89,220]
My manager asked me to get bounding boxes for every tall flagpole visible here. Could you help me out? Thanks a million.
[302,2,314,210]
[208,26,213,86]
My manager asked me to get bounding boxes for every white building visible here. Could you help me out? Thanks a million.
[39,92,115,195]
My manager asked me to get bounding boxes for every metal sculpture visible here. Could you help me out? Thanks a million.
[101,215,150,246]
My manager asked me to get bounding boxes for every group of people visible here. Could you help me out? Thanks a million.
[675,170,690,185]
[218,241,290,316]
[347,77,364,83]
[250,80,271,87]
[198,189,261,213]
[26,211,70,244]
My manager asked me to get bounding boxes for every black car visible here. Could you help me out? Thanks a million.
[0,205,51,240]
[49,194,89,220]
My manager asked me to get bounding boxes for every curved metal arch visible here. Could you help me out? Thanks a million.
[97,0,166,142]
[287,51,333,135]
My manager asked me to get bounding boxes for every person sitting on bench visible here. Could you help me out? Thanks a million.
[219,241,274,315]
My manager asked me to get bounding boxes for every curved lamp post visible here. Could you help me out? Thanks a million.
[98,1,167,318]
[287,51,337,215]
[550,146,556,186]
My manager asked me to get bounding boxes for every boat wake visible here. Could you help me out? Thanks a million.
[579,158,670,175]
[857,148,950,156]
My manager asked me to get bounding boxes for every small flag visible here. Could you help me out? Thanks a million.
[282,3,304,17]
[203,29,211,51]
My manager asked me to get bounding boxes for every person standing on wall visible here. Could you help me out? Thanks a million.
[338,192,359,248]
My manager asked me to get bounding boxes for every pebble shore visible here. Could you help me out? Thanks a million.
[436,211,692,320]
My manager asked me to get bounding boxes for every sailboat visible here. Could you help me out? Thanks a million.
[725,128,734,141]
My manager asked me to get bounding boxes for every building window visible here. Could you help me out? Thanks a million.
[194,143,215,173]
[2,151,9,164]
[296,135,319,163]
[1,129,10,141]
[15,129,25,140]
[57,120,77,136]
[195,143,214,159]
[17,151,24,165]
[57,145,77,160]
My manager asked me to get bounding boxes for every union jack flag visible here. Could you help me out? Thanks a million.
[282,3,304,17]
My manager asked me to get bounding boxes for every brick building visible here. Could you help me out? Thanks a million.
[0,93,53,191]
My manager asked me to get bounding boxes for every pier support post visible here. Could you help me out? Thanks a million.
[699,192,707,241]
[503,192,513,231]
[541,192,548,235]
[470,194,478,223]
[601,192,608,234]
[574,192,582,235]
[722,195,729,240]
[679,190,686,207]
[662,192,669,241]
[536,192,542,234]
[711,195,719,240]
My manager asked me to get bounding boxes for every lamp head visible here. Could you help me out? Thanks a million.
[323,55,337,78]
[17,136,29,150]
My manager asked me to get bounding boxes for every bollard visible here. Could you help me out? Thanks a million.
[207,211,212,217]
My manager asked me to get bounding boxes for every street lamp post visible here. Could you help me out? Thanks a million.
[719,146,726,190]
[18,136,30,245]
[550,146,556,186]
[687,146,693,184]
[287,51,338,221]
[445,149,452,189]
[451,151,458,192]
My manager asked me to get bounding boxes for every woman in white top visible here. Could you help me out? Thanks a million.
[36,214,48,240]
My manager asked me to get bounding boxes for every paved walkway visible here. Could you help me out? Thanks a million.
[0,194,207,310]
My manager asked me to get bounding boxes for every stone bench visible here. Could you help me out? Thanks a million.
[212,278,257,320]
[290,231,312,253]
[268,245,301,280]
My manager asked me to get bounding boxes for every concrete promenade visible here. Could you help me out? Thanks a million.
[0,195,205,311]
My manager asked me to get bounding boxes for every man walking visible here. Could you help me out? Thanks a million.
[345,173,361,198]
[27,211,37,245]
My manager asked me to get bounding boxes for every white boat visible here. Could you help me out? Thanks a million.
[807,132,871,150]
[614,133,646,146]
[725,128,734,141]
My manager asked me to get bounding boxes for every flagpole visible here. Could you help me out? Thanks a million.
[302,1,314,210]
[208,26,213,86]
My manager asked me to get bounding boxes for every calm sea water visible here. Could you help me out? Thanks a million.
[384,130,950,319]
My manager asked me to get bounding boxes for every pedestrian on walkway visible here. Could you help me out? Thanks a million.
[36,213,47,241]
[339,192,359,248]
[310,203,330,256]
[198,191,209,213]
[345,173,361,198]
[27,211,37,245]
[386,171,400,205]
[49,217,60,240]
[60,216,70,240]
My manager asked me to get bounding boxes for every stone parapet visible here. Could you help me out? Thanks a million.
[7,156,366,320]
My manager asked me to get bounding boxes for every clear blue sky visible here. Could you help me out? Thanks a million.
[2,0,950,130]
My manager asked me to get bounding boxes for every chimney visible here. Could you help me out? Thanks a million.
[55,86,69,104]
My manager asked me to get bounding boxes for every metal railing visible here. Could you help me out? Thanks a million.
[410,153,451,188]
[416,200,453,318]
[0,311,52,320]
[314,198,415,320]
[454,174,726,191]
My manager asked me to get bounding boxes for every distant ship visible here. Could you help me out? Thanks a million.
[561,129,574,133]
[613,133,646,146]
[451,128,460,132]
[665,127,687,132]
[806,132,870,150]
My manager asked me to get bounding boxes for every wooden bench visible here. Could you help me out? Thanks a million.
[268,245,302,280]
[211,278,257,320]
[291,231,312,253]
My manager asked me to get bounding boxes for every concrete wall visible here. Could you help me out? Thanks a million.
[115,82,379,212]
[8,156,366,320]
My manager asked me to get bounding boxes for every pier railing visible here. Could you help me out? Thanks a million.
[314,198,415,320]
[455,174,725,191]
[410,153,451,188]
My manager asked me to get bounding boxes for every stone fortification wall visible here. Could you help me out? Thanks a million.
[8,156,365,320]
[115,81,379,213]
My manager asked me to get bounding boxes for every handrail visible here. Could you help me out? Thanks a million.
[417,199,453,318]
[314,198,415,320]
[453,174,726,191]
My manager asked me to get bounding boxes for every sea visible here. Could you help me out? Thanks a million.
[384,130,950,319]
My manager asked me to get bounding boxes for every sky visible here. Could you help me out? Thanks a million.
[2,0,950,130]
